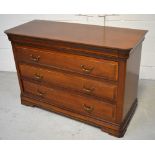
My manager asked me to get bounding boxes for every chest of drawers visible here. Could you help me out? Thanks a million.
[5,20,147,137]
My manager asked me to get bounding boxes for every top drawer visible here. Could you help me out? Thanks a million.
[15,46,118,81]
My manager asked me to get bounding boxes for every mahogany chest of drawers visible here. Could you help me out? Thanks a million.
[5,20,147,137]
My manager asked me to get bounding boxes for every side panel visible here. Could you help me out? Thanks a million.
[123,43,142,119]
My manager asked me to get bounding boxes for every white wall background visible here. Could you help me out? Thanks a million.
[0,14,155,79]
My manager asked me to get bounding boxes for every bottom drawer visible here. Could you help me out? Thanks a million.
[22,80,115,120]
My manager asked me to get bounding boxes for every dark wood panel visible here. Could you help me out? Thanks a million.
[19,64,117,101]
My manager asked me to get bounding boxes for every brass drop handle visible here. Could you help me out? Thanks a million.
[83,85,95,93]
[37,90,45,98]
[81,65,94,73]
[30,54,40,62]
[83,104,94,113]
[34,73,43,81]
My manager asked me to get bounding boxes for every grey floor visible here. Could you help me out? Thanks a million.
[0,71,155,140]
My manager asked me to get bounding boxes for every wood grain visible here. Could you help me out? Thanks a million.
[19,64,118,101]
[23,80,115,121]
[16,45,118,81]
[5,20,147,50]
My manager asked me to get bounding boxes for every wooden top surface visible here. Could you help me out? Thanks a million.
[5,20,147,50]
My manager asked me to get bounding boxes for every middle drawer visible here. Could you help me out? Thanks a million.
[19,64,117,101]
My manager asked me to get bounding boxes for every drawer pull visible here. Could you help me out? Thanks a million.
[30,54,40,62]
[37,90,45,98]
[83,104,94,113]
[34,73,43,81]
[81,65,94,73]
[83,86,95,93]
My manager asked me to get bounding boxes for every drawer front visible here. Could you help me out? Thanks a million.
[19,64,117,101]
[16,46,118,81]
[22,80,115,120]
